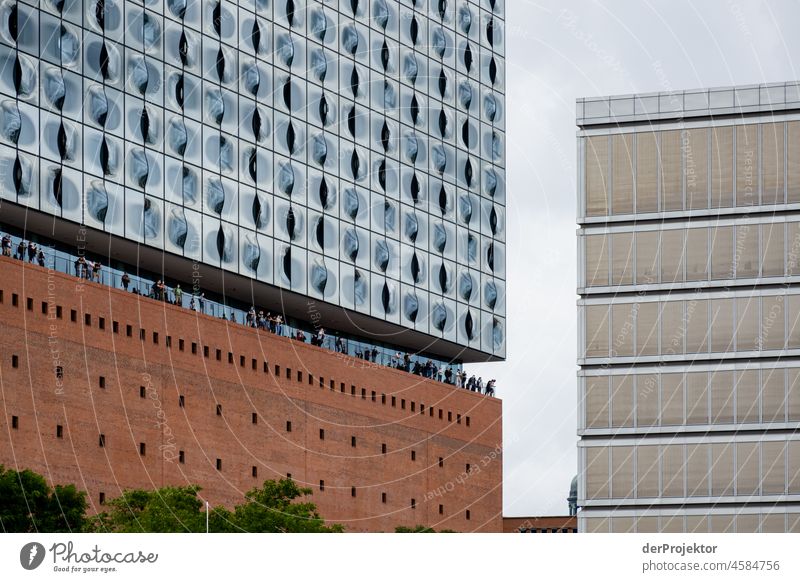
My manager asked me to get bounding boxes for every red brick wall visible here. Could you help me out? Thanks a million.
[0,256,502,532]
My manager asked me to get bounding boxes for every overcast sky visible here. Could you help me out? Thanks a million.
[465,0,800,517]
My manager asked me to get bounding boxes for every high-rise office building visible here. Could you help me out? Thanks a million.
[577,82,800,533]
[0,0,505,531]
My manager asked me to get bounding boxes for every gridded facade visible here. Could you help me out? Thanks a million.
[0,0,506,358]
[577,83,800,532]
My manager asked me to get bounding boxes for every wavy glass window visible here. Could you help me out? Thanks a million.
[709,225,733,280]
[611,445,635,499]
[610,375,634,428]
[585,304,610,357]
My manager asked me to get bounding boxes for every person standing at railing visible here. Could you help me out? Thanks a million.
[16,240,25,260]
[27,242,37,263]
[174,284,183,306]
[37,249,45,267]
[121,272,130,291]
[93,261,101,283]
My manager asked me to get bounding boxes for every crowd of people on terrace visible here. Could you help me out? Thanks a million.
[2,233,497,397]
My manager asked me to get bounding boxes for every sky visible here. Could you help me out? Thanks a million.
[465,0,800,517]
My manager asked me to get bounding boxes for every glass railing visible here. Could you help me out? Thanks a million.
[0,228,479,391]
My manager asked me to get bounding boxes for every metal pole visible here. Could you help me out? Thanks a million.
[206,501,209,533]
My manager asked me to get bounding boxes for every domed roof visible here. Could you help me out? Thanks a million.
[569,474,578,496]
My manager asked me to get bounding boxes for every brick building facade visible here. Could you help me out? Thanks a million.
[0,256,502,532]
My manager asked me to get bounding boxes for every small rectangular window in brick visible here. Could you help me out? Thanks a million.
[84,313,91,326]
[401,399,406,410]
[371,391,376,402]
[56,306,63,319]
[178,450,185,464]
[466,463,471,473]
[286,367,291,379]
[466,416,471,427]
[99,376,106,388]
[11,355,18,368]
[319,428,325,440]
[191,342,197,354]
[420,403,425,414]
[439,409,443,420]
[113,321,119,333]
[12,293,19,307]
[203,345,209,358]
[179,395,185,408]
[448,411,452,422]
[99,317,105,330]
[166,336,172,347]
[99,492,105,505]
[11,415,18,429]
[139,442,146,456]
[319,480,325,491]
[381,394,386,404]
[361,388,366,399]
[340,383,345,393]
[297,370,302,382]
[381,492,387,503]
[56,425,63,438]
[439,504,444,515]
[216,349,221,361]
[275,365,280,375]
[252,412,258,425]
[411,401,415,412]
[308,374,313,386]
[252,466,258,478]
[253,359,258,371]
[457,414,461,424]
[240,355,246,367]
[98,434,105,447]
[216,404,222,416]
[179,338,184,351]
[26,297,33,310]
[351,487,356,497]
[264,362,269,373]
[381,443,387,454]
[439,457,444,468]
[55,366,63,379]
[229,352,234,364]
[139,329,145,341]
[216,458,222,471]
[126,324,132,337]
[41,301,48,314]
[411,450,416,461]
[286,420,292,432]
[411,499,416,509]
[351,436,356,447]
[466,510,471,520]
[391,396,396,407]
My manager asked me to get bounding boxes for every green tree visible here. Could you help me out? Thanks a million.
[87,478,342,533]
[230,478,342,533]
[0,465,87,532]
[86,485,211,533]
[394,525,457,533]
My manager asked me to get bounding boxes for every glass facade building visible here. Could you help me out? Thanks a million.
[0,0,506,363]
[577,82,800,532]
